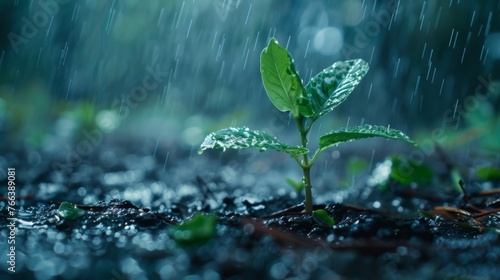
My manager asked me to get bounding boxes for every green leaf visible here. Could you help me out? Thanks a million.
[312,209,335,226]
[392,156,433,186]
[368,156,433,188]
[198,127,308,155]
[169,213,217,246]
[305,59,369,120]
[286,178,305,193]
[390,156,433,186]
[260,38,313,118]
[476,167,500,181]
[57,202,85,220]
[319,124,415,150]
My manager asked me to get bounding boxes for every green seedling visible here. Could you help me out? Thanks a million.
[57,202,85,220]
[199,38,414,213]
[451,168,466,193]
[312,209,335,226]
[169,213,217,246]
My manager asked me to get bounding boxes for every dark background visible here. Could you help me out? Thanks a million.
[0,0,499,151]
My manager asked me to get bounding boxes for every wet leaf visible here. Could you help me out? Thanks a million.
[57,202,85,220]
[169,213,217,246]
[312,209,335,226]
[305,59,369,121]
[260,38,313,118]
[476,166,500,181]
[198,127,308,156]
[319,124,415,150]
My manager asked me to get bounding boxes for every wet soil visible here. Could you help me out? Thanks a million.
[1,136,499,280]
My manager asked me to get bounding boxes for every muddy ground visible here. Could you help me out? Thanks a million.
[1,136,499,280]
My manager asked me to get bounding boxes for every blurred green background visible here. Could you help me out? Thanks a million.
[0,0,499,154]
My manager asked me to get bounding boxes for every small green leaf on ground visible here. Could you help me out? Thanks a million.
[319,124,415,150]
[198,127,308,156]
[476,167,500,182]
[312,209,335,226]
[57,202,85,220]
[169,213,217,246]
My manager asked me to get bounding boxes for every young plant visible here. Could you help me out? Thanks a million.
[199,38,414,213]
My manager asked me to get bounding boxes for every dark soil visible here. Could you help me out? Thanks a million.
[1,137,499,280]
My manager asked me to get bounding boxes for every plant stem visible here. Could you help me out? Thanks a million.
[303,166,313,213]
[295,117,313,213]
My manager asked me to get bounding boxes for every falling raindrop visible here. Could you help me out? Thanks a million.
[176,1,185,29]
[244,3,252,25]
[163,152,170,173]
[394,0,400,21]
[242,37,249,57]
[452,99,459,118]
[414,75,421,96]
[105,6,116,33]
[219,60,225,78]
[36,47,43,69]
[46,16,54,37]
[478,24,484,37]
[448,29,455,47]
[452,31,459,49]
[369,46,375,64]
[367,83,373,99]
[186,19,193,39]
[439,79,446,95]
[285,35,291,50]
[470,10,476,27]
[157,8,164,27]
[393,58,400,78]
[212,31,218,49]
[485,11,492,36]
[253,31,260,51]
[304,39,310,58]
[483,48,489,65]
[434,6,442,30]
[243,49,250,70]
